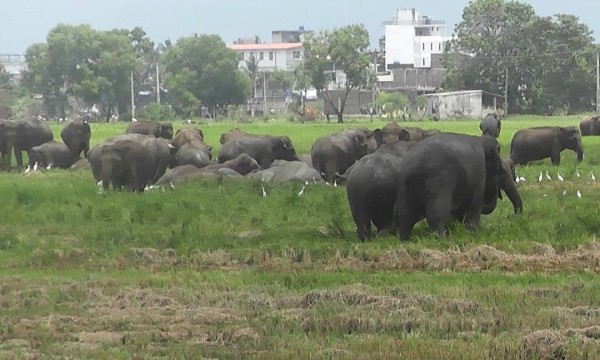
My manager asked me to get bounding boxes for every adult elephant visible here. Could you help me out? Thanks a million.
[394,134,503,241]
[219,128,262,144]
[28,141,79,169]
[171,127,206,148]
[0,118,53,168]
[480,113,501,138]
[218,135,299,169]
[126,121,174,140]
[380,122,439,144]
[99,140,155,192]
[60,118,91,158]
[510,126,584,166]
[311,128,380,184]
[246,159,323,183]
[579,115,600,136]
[482,158,523,215]
[346,141,417,240]
[87,134,149,182]
[139,136,177,183]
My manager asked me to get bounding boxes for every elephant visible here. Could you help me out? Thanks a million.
[394,133,503,241]
[579,115,600,136]
[482,158,523,215]
[60,118,91,158]
[218,135,299,169]
[346,141,417,240]
[219,128,263,144]
[0,118,53,168]
[69,158,90,171]
[480,113,501,138]
[28,141,79,169]
[175,139,212,168]
[311,128,381,184]
[171,127,208,149]
[246,159,323,183]
[87,134,149,182]
[509,126,584,166]
[126,121,174,140]
[380,122,439,144]
[298,154,313,168]
[99,140,156,192]
[155,154,262,185]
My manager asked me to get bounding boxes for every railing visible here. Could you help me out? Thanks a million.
[382,19,446,26]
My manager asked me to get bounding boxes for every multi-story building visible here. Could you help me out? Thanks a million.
[381,8,450,69]
[0,54,27,82]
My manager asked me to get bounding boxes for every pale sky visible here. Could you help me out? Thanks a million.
[2,0,599,54]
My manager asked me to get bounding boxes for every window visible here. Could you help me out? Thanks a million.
[269,52,274,60]
[423,58,426,66]
[430,43,433,51]
[293,51,301,59]
[439,43,442,51]
[259,52,264,60]
[422,43,425,50]
[436,27,439,32]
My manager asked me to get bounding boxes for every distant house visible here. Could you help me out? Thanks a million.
[228,43,304,73]
[422,90,501,120]
[0,54,27,82]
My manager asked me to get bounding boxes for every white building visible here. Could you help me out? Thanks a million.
[382,8,450,69]
[228,43,304,72]
[0,54,27,82]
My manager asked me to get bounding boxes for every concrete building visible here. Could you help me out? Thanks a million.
[381,8,450,69]
[422,90,501,120]
[271,28,312,43]
[229,42,304,72]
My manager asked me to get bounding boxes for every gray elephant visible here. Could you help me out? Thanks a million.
[99,140,155,192]
[69,158,90,171]
[219,128,262,144]
[297,154,313,168]
[139,136,177,183]
[60,118,91,157]
[126,121,174,140]
[480,113,501,138]
[311,128,380,184]
[579,115,600,136]
[246,159,323,183]
[218,135,299,169]
[28,141,79,169]
[380,122,439,144]
[171,128,213,168]
[394,134,503,241]
[510,126,584,166]
[155,154,261,185]
[0,118,53,168]
[346,141,417,240]
[87,134,149,182]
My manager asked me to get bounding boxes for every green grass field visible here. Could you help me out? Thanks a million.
[2,115,600,359]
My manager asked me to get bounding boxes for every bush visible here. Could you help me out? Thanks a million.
[136,102,177,121]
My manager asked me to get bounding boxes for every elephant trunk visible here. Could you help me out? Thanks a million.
[501,177,523,214]
[481,177,499,215]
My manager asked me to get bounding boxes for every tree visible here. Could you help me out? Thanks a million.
[293,64,312,121]
[303,24,372,123]
[0,65,12,90]
[377,91,410,120]
[444,0,597,114]
[162,34,252,118]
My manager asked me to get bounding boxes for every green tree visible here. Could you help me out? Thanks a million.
[377,91,410,121]
[293,64,312,121]
[0,65,12,90]
[444,0,597,114]
[303,24,372,123]
[162,34,252,118]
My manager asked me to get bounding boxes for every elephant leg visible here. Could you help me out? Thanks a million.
[395,197,419,241]
[425,192,453,237]
[323,161,338,184]
[463,196,483,232]
[15,149,24,168]
[550,147,561,166]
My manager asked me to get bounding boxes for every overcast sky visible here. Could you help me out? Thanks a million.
[3,0,599,54]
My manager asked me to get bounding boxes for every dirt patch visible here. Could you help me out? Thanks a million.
[78,331,123,345]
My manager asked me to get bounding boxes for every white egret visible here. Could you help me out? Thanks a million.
[577,190,582,199]
[33,162,39,172]
[557,172,564,182]
[261,186,267,197]
[545,171,551,181]
[592,172,596,181]
[538,172,543,182]
[576,169,581,178]
[298,185,305,196]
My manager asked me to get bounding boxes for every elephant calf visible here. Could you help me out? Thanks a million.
[580,115,600,136]
[99,140,155,192]
[480,113,501,138]
[29,141,79,169]
[126,121,174,140]
[510,126,584,166]
[218,135,299,169]
[61,118,91,158]
[246,159,322,183]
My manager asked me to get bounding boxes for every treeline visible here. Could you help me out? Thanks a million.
[443,0,599,115]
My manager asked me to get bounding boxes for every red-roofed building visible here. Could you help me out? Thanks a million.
[228,42,304,72]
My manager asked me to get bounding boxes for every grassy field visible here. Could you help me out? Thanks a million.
[2,115,600,359]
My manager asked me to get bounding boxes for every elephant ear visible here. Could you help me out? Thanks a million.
[398,129,411,141]
[279,137,292,150]
[372,129,383,146]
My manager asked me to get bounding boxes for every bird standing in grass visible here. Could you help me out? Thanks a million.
[577,190,582,199]
[576,169,581,178]
[557,172,564,182]
[592,172,596,181]
[298,185,305,196]
[545,171,551,181]
[261,186,267,197]
[538,172,543,182]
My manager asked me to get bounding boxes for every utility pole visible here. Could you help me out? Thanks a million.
[504,68,509,116]
[130,70,135,120]
[156,62,161,105]
[263,71,267,116]
[596,52,599,114]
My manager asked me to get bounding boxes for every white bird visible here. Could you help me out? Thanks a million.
[304,181,309,186]
[592,172,596,181]
[576,169,581,178]
[516,177,520,183]
[538,172,543,182]
[24,165,31,174]
[261,186,267,197]
[131,118,138,122]
[577,190,582,199]
[333,180,338,187]
[545,171,551,181]
[298,185,305,196]
[519,176,526,182]
[562,190,567,196]
[325,182,330,186]
[97,180,103,188]
[312,177,317,184]
[33,162,39,172]
[46,163,53,170]
[557,172,564,182]
[169,182,176,189]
